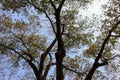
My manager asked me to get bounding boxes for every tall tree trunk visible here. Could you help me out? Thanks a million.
[55,9,65,80]
[49,0,66,79]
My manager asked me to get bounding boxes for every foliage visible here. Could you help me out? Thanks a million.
[0,0,120,80]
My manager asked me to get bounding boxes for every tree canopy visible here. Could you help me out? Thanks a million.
[0,0,120,80]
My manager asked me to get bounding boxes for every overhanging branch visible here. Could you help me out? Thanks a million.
[95,21,120,62]
[0,43,29,62]
[85,21,120,80]
[0,43,40,79]
[62,64,82,76]
[27,0,56,34]
[50,62,84,77]
[12,33,37,62]
[49,0,56,10]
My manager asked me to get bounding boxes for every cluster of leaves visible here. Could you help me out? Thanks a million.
[0,0,27,11]
[0,14,47,60]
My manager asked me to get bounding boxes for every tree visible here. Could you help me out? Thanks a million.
[85,0,120,79]
[0,0,120,80]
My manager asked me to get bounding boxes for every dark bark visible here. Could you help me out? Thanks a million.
[39,38,57,79]
[28,0,66,79]
[85,61,108,80]
[85,21,120,80]
[39,54,45,78]
[43,54,52,80]
[62,64,81,76]
[54,1,66,79]
[55,50,65,80]
[28,61,40,80]
[0,44,41,80]
[85,62,99,80]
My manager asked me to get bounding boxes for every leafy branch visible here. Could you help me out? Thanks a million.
[27,0,56,34]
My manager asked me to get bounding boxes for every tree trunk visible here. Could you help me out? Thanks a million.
[55,50,65,80]
[55,8,66,80]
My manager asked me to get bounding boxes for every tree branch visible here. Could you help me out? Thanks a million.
[27,60,40,80]
[95,21,120,63]
[58,0,66,11]
[43,53,52,78]
[98,62,108,67]
[50,62,84,77]
[12,34,36,62]
[27,0,56,34]
[109,55,120,60]
[85,21,120,80]
[62,64,82,76]
[0,43,29,61]
[27,0,44,12]
[102,55,120,61]
[49,0,56,10]
[39,38,57,76]
[0,43,40,79]
[43,38,57,56]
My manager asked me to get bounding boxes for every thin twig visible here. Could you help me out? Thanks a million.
[27,0,56,34]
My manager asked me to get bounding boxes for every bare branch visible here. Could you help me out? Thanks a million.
[62,64,83,77]
[114,15,120,21]
[27,60,40,80]
[49,62,85,77]
[43,10,56,34]
[61,24,65,34]
[109,55,120,60]
[49,0,56,10]
[27,0,44,12]
[98,62,108,67]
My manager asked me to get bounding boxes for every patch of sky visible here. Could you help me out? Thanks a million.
[78,0,108,19]
[0,55,14,80]
[38,14,56,45]
[66,45,88,58]
[76,0,109,43]
[0,9,29,23]
[47,65,56,80]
